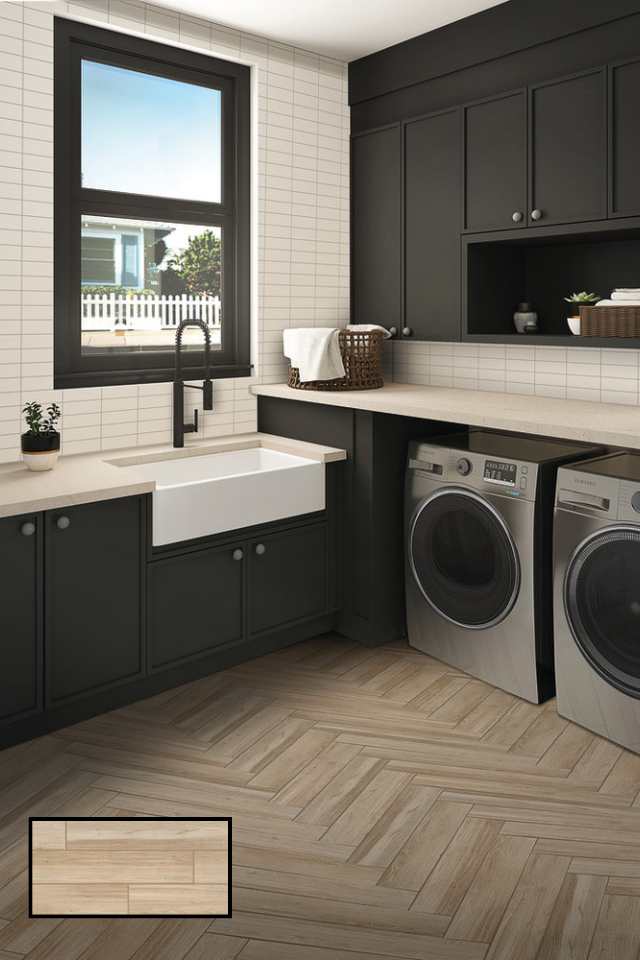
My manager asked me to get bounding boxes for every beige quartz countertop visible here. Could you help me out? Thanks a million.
[252,382,640,450]
[0,432,346,520]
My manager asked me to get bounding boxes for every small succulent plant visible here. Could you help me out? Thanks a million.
[23,401,61,437]
[564,291,600,305]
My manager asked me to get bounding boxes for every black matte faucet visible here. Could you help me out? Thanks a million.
[173,319,214,448]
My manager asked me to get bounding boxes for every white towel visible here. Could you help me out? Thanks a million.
[611,290,640,300]
[283,328,345,382]
[596,299,640,307]
[346,323,393,339]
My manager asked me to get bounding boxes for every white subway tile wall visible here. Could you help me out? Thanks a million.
[391,340,640,406]
[0,0,350,461]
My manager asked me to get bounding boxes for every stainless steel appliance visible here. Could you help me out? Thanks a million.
[554,451,640,751]
[405,431,603,703]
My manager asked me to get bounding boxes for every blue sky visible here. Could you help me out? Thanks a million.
[81,60,222,203]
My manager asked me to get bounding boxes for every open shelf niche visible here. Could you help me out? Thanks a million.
[463,223,640,348]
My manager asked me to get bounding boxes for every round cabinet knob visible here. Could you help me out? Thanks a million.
[512,211,523,223]
[456,457,472,477]
[255,543,266,556]
[56,516,71,530]
[388,326,398,338]
[20,521,36,537]
[232,548,244,561]
[530,209,543,221]
[401,327,413,338]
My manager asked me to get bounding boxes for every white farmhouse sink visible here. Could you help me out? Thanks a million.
[113,447,325,546]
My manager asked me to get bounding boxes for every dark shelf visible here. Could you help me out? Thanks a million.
[464,333,640,348]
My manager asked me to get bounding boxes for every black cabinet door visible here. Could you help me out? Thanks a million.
[46,496,144,704]
[352,125,401,328]
[249,523,327,635]
[0,513,41,723]
[530,69,606,226]
[405,108,462,341]
[464,91,526,232]
[149,542,243,670]
[609,59,640,218]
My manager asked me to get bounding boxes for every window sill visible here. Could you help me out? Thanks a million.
[54,364,253,390]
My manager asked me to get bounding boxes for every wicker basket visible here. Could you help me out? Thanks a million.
[579,305,640,338]
[288,329,384,390]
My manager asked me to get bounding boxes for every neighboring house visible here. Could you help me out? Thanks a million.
[80,218,174,290]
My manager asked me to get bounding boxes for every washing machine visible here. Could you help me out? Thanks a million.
[554,451,640,752]
[406,431,604,703]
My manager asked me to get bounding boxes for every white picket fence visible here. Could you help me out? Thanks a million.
[81,293,222,332]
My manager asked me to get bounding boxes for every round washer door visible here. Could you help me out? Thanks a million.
[409,487,520,629]
[565,525,640,698]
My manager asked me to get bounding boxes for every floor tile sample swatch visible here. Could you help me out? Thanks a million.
[30,817,230,917]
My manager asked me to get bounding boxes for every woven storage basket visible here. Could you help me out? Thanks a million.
[579,305,640,338]
[288,329,384,390]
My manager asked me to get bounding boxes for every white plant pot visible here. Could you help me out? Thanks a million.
[23,450,59,472]
[567,316,581,335]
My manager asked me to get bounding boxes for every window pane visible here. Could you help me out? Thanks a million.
[80,216,223,355]
[81,60,222,203]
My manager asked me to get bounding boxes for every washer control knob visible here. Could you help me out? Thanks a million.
[632,491,640,513]
[456,457,472,477]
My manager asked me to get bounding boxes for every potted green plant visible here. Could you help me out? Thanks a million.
[564,292,600,335]
[22,401,61,471]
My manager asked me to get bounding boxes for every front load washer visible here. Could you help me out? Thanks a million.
[406,431,604,703]
[554,451,640,752]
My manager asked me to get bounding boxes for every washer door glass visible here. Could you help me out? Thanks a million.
[565,526,640,697]
[409,489,520,628]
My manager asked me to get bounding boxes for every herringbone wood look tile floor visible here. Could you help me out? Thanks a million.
[2,634,640,958]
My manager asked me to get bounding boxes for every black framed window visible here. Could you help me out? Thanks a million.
[54,19,251,389]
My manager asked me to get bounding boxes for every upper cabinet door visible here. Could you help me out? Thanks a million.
[609,59,640,218]
[405,108,462,341]
[464,91,527,232]
[352,125,401,329]
[529,69,606,226]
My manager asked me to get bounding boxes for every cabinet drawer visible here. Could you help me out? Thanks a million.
[149,542,244,669]
[249,523,328,635]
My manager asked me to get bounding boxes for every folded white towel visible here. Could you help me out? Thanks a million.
[596,299,640,307]
[346,323,393,339]
[612,290,640,300]
[283,327,345,382]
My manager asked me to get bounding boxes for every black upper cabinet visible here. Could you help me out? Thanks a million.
[0,514,41,723]
[149,542,244,671]
[529,69,606,226]
[45,497,145,704]
[405,109,461,341]
[249,523,327,635]
[609,58,640,218]
[464,91,527,232]
[352,125,401,328]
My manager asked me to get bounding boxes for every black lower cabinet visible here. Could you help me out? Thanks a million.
[149,543,243,670]
[249,523,327,635]
[0,513,41,723]
[45,496,145,705]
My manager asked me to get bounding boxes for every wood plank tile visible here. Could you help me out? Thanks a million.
[32,822,66,850]
[128,884,227,915]
[412,818,502,916]
[536,873,607,960]
[32,849,195,885]
[323,769,411,846]
[381,799,472,892]
[296,755,383,827]
[273,742,362,808]
[32,884,128,916]
[601,750,640,802]
[248,730,335,791]
[351,784,440,869]
[65,819,228,849]
[446,836,535,942]
[587,895,640,959]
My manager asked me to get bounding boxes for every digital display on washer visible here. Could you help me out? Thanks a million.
[484,459,517,486]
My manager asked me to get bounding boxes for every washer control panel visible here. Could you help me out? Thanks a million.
[483,459,517,487]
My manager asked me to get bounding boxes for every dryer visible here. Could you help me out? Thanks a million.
[406,431,603,703]
[554,451,640,752]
